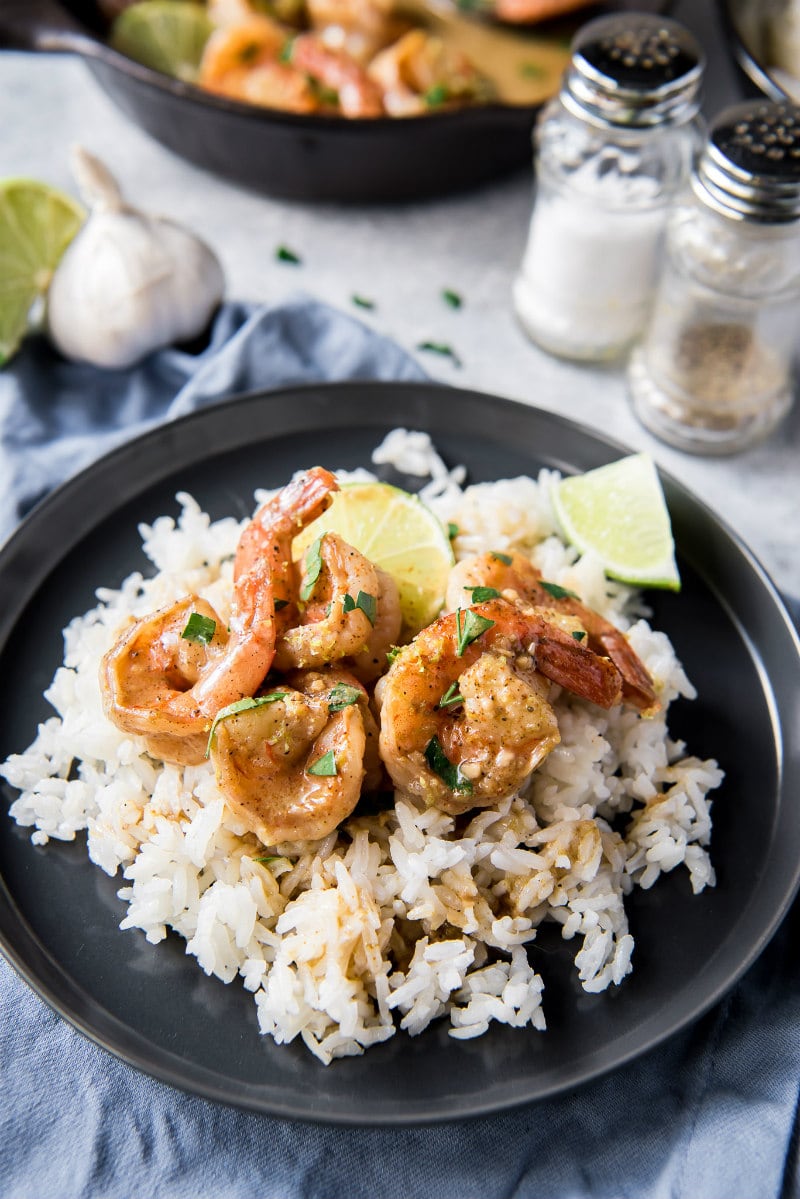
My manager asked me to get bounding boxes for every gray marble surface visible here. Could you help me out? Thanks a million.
[2,0,798,597]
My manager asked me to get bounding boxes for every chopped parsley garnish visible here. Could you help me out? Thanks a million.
[572,630,587,641]
[425,83,450,107]
[424,735,473,793]
[386,645,402,666]
[442,289,462,309]
[519,61,546,79]
[448,522,459,540]
[455,607,495,657]
[464,585,500,603]
[342,590,377,626]
[254,855,283,865]
[180,612,216,645]
[540,580,581,601]
[417,341,461,366]
[437,682,464,709]
[279,38,294,63]
[351,295,375,310]
[276,244,301,265]
[307,750,337,777]
[274,598,289,612]
[491,551,513,565]
[299,535,324,601]
[205,691,288,755]
[328,682,363,712]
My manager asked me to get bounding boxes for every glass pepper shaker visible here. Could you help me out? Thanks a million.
[628,99,800,454]
[512,13,704,363]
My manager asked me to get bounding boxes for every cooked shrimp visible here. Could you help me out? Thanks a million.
[210,667,374,843]
[368,29,493,116]
[100,556,278,766]
[492,0,595,24]
[306,0,399,63]
[377,597,622,813]
[345,567,402,683]
[446,551,659,713]
[234,466,338,644]
[289,33,385,116]
[198,15,291,99]
[273,532,381,671]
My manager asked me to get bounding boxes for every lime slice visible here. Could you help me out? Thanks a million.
[292,481,455,634]
[0,179,85,365]
[552,454,681,591]
[110,1,214,82]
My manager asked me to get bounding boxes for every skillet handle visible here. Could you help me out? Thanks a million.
[0,0,104,55]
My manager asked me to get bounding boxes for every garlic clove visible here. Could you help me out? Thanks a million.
[47,147,225,370]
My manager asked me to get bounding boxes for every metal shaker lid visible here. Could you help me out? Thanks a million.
[562,13,704,129]
[694,100,800,222]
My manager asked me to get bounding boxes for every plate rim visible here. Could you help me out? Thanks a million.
[1,379,799,1125]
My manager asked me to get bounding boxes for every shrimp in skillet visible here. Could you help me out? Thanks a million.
[210,668,380,843]
[377,596,622,814]
[445,551,659,714]
[101,469,338,766]
[288,33,385,115]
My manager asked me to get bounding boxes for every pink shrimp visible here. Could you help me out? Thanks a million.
[446,551,659,714]
[288,33,385,116]
[377,596,622,813]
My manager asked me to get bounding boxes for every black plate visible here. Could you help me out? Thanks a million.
[1,381,799,1124]
[0,0,668,202]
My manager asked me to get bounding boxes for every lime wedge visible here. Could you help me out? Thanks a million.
[110,1,214,82]
[0,179,85,365]
[292,481,455,635]
[551,454,681,591]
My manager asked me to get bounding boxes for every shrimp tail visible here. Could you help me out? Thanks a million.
[592,628,659,714]
[234,466,338,582]
[531,623,623,710]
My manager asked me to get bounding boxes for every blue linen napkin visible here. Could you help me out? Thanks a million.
[1,297,798,1199]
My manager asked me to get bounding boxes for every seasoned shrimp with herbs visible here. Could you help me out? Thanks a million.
[376,596,623,814]
[101,467,338,764]
[445,551,659,713]
[209,667,381,843]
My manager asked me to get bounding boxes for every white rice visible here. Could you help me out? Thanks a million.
[1,429,723,1064]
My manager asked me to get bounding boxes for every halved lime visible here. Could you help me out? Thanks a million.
[551,454,681,591]
[110,1,214,82]
[0,179,85,365]
[292,481,455,635]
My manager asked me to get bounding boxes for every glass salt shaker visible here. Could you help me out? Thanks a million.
[512,13,704,363]
[629,100,800,454]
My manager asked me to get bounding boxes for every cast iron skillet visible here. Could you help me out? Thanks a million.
[0,0,666,203]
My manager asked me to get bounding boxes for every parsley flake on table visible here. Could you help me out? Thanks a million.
[417,340,461,366]
[275,244,301,265]
[442,289,462,309]
[351,295,375,310]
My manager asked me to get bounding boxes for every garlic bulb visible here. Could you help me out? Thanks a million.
[48,147,225,369]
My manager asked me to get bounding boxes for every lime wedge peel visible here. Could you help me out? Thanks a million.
[292,481,455,635]
[551,454,681,592]
[0,179,85,365]
[110,1,215,83]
